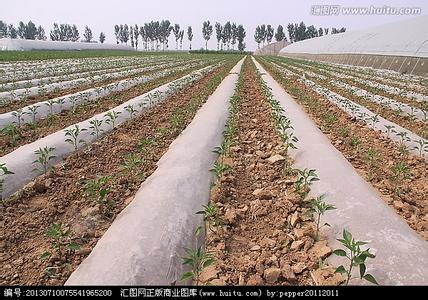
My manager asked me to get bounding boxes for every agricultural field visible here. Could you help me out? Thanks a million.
[0,51,426,287]
[258,56,428,239]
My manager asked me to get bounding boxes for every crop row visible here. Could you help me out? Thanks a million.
[0,56,241,285]
[258,56,428,240]
[264,57,427,158]
[0,55,173,92]
[0,55,169,83]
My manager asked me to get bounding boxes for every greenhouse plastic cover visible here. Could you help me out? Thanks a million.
[0,38,134,51]
[280,16,428,58]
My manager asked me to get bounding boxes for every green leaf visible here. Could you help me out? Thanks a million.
[68,241,80,251]
[182,258,193,266]
[337,238,347,244]
[362,250,376,258]
[180,271,194,282]
[202,258,215,268]
[363,274,379,285]
[359,263,366,278]
[335,265,347,274]
[194,226,202,237]
[355,241,368,246]
[40,251,51,261]
[333,249,347,256]
[353,256,364,266]
[343,229,352,242]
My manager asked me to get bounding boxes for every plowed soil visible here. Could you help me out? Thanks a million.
[200,58,342,286]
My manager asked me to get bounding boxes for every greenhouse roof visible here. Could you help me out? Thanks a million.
[0,38,134,51]
[280,15,428,58]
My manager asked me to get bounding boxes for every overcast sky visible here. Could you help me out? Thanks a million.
[2,0,427,50]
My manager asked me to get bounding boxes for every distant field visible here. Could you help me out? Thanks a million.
[0,50,181,61]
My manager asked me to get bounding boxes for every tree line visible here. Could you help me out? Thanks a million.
[0,20,46,40]
[254,22,347,48]
[113,20,246,51]
[0,20,105,43]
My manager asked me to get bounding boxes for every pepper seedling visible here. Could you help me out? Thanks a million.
[64,125,87,151]
[309,194,336,240]
[40,223,80,264]
[0,163,14,201]
[180,246,215,286]
[32,146,56,174]
[334,229,378,286]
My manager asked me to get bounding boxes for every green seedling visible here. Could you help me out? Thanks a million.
[180,246,215,285]
[11,109,26,128]
[39,86,47,98]
[33,146,56,174]
[338,126,350,138]
[213,139,231,159]
[137,137,155,153]
[45,99,56,116]
[157,126,168,137]
[84,175,114,217]
[334,229,378,286]
[43,266,60,278]
[407,107,417,121]
[64,125,87,151]
[0,163,14,201]
[46,113,57,127]
[40,223,80,263]
[396,131,410,149]
[89,118,103,139]
[196,203,223,232]
[120,153,143,174]
[223,122,237,140]
[27,105,40,125]
[349,136,362,151]
[322,112,337,130]
[363,147,380,182]
[1,124,21,147]
[384,125,395,138]
[369,114,379,129]
[55,98,65,111]
[413,139,428,157]
[104,111,121,129]
[69,96,79,113]
[390,161,410,196]
[280,130,298,153]
[210,161,230,182]
[309,194,336,240]
[294,168,319,198]
[170,109,186,134]
[124,104,137,117]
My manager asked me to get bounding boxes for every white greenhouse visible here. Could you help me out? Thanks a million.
[278,16,428,75]
[0,38,134,51]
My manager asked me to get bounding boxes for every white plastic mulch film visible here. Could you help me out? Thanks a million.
[65,59,244,285]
